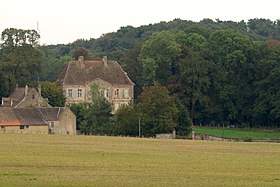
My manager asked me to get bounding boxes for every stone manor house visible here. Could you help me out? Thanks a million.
[56,56,134,113]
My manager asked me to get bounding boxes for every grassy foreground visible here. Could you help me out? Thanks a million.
[194,127,280,139]
[0,134,280,186]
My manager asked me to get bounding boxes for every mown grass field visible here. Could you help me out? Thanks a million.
[0,134,280,186]
[194,126,280,139]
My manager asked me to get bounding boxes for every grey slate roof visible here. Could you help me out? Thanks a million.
[13,108,48,126]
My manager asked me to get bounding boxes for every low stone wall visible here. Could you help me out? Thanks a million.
[156,130,176,139]
[192,132,280,143]
[156,133,174,139]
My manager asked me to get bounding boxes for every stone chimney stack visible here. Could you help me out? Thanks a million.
[78,56,85,68]
[38,84,42,96]
[78,56,84,63]
[25,85,28,96]
[102,56,108,67]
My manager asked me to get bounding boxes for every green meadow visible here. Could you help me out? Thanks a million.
[194,127,280,139]
[0,134,280,186]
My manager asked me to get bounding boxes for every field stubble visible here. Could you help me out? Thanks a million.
[0,134,279,186]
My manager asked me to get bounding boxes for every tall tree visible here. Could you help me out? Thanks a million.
[72,47,90,60]
[138,31,181,85]
[175,98,193,136]
[39,81,66,107]
[137,83,178,136]
[169,33,211,124]
[81,83,112,135]
[1,28,40,47]
[0,28,42,95]
[112,104,139,136]
[209,29,254,125]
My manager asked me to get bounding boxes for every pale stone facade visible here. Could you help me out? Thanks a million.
[0,125,48,134]
[63,80,134,113]
[46,108,76,135]
[56,56,134,113]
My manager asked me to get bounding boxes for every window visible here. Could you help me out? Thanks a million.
[123,89,129,99]
[20,125,24,129]
[104,89,109,98]
[67,89,73,98]
[1,126,4,129]
[114,89,119,99]
[77,89,82,98]
[26,125,29,128]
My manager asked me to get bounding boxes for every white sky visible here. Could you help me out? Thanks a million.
[1,0,279,45]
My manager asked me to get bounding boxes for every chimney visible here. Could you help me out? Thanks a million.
[78,56,85,68]
[78,56,84,63]
[25,85,28,96]
[102,56,108,67]
[38,84,42,96]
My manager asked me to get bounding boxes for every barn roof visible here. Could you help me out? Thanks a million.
[0,108,21,126]
[0,107,71,127]
[13,108,48,126]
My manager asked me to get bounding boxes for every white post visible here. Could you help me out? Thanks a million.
[138,115,141,137]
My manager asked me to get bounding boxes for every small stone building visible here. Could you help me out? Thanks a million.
[1,85,50,108]
[0,107,76,135]
[39,107,76,135]
[56,56,134,113]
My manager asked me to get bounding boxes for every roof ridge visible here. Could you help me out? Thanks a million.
[14,96,25,108]
[57,107,61,118]
[58,59,134,85]
[63,62,71,85]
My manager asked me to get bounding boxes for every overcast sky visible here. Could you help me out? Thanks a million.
[1,0,279,45]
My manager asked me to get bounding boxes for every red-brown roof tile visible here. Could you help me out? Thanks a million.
[0,108,21,126]
[56,58,134,86]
